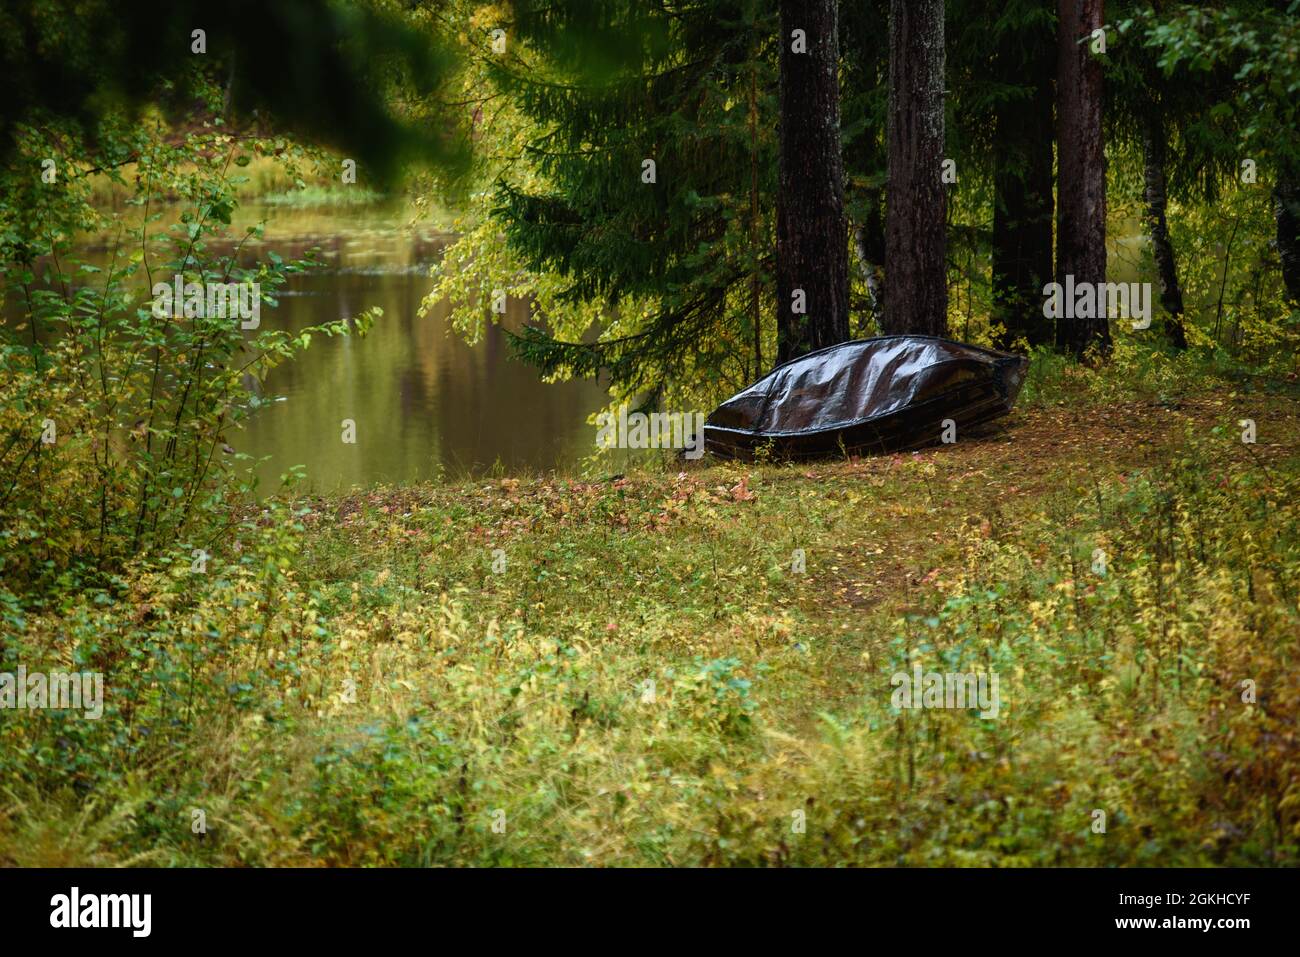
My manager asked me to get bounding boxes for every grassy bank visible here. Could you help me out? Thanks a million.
[2,358,1297,866]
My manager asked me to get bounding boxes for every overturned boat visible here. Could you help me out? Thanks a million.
[703,335,1029,459]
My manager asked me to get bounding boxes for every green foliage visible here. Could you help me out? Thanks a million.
[0,0,469,183]
[1166,185,1300,365]
[0,119,376,595]
[4,372,1296,865]
[426,0,782,412]
[1140,0,1300,169]
[694,437,1299,865]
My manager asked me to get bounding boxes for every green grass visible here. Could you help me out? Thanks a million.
[2,367,1298,866]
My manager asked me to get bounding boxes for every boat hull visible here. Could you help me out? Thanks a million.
[703,336,1029,460]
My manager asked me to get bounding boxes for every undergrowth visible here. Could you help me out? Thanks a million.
[3,386,1295,866]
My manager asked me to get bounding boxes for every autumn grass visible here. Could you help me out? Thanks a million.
[2,358,1297,866]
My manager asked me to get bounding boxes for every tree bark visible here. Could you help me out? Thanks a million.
[851,190,886,334]
[991,12,1055,351]
[748,58,763,377]
[1140,107,1188,349]
[1276,164,1300,307]
[775,0,850,365]
[1055,0,1110,359]
[884,0,948,337]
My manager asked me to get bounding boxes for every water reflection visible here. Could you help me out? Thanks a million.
[91,201,609,490]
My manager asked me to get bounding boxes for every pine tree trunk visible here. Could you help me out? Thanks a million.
[1055,0,1110,359]
[1140,107,1187,349]
[991,12,1054,351]
[775,0,850,365]
[884,0,947,337]
[1276,164,1300,307]
[748,60,763,377]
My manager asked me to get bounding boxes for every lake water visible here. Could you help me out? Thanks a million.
[84,201,610,491]
[224,202,609,490]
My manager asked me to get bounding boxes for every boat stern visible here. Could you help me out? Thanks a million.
[995,353,1030,409]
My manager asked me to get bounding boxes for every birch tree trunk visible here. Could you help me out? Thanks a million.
[852,192,886,333]
[1140,106,1188,349]
[1276,165,1300,307]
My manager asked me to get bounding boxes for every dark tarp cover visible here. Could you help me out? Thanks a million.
[703,336,1029,459]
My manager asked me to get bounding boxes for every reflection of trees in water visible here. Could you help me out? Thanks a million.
[243,253,604,487]
[34,203,604,487]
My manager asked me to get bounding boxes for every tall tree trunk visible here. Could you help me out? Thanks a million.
[992,9,1055,351]
[775,0,850,365]
[884,0,947,337]
[1140,107,1188,349]
[748,56,763,377]
[1055,0,1110,359]
[1276,164,1300,307]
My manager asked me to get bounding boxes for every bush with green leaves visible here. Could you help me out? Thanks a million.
[0,117,376,598]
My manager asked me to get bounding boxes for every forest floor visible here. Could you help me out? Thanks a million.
[4,361,1298,866]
